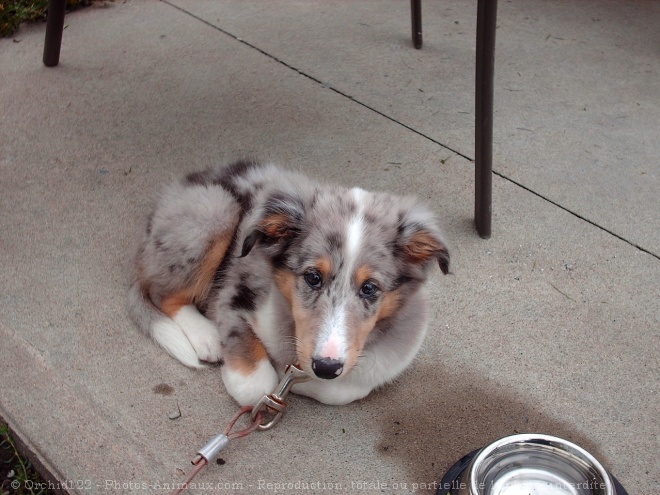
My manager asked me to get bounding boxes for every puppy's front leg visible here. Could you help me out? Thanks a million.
[221,328,279,406]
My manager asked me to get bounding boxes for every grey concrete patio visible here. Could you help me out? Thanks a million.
[0,0,658,493]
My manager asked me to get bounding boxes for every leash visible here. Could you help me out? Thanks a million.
[169,364,311,495]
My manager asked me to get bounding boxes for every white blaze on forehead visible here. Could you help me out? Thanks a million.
[315,187,368,362]
[346,187,367,263]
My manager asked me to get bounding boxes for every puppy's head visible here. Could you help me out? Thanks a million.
[241,184,449,379]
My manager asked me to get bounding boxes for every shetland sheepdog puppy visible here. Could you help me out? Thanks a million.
[128,161,449,406]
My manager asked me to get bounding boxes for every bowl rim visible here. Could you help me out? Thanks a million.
[468,433,615,495]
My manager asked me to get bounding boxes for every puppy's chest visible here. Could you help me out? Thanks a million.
[252,288,297,367]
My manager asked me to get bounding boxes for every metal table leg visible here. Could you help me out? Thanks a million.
[411,0,422,49]
[474,0,498,238]
[43,0,66,67]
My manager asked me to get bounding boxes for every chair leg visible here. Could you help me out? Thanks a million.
[474,0,498,238]
[43,0,67,67]
[411,0,422,49]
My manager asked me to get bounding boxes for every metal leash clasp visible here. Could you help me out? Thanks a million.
[250,364,311,431]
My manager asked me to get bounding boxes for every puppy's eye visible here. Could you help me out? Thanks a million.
[303,271,323,289]
[359,281,378,298]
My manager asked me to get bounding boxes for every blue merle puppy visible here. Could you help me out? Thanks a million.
[128,161,449,406]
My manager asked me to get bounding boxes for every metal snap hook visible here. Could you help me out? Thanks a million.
[250,364,311,430]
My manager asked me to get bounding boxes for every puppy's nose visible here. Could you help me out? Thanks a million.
[312,357,344,379]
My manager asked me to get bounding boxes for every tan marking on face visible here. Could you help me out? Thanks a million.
[225,332,269,375]
[274,269,316,373]
[354,264,373,287]
[404,230,443,263]
[316,256,332,280]
[291,299,316,373]
[345,312,379,371]
[342,289,403,371]
[377,289,403,320]
[274,269,296,303]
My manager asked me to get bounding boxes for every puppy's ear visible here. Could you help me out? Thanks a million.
[397,206,450,274]
[240,192,305,258]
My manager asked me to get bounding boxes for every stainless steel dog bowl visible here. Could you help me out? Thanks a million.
[437,434,626,495]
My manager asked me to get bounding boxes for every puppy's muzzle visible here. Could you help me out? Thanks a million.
[312,357,344,379]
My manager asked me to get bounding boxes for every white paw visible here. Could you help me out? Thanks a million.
[221,359,279,406]
[152,318,203,368]
[173,305,223,362]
